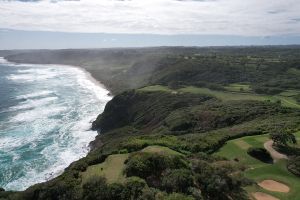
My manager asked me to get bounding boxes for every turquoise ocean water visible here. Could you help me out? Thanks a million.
[0,58,111,191]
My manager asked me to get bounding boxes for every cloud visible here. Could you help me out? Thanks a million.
[0,0,299,36]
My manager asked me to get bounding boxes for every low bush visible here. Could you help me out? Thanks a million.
[162,193,195,200]
[161,169,194,193]
[287,156,300,177]
[252,86,284,95]
[192,158,248,200]
[125,152,187,179]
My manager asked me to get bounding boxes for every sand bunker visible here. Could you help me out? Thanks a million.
[252,192,279,200]
[258,180,290,193]
[264,140,288,162]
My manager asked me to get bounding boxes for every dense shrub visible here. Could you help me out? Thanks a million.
[125,152,187,179]
[295,94,300,103]
[192,159,247,200]
[82,177,108,200]
[106,183,126,200]
[252,86,283,95]
[287,156,300,177]
[162,193,195,200]
[247,147,273,163]
[138,187,158,200]
[123,177,148,200]
[6,47,300,200]
[161,169,194,193]
[82,176,150,200]
[270,132,297,146]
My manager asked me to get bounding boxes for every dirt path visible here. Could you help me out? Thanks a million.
[264,140,288,162]
[258,180,290,193]
[252,192,279,200]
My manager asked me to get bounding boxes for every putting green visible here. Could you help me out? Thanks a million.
[214,134,300,200]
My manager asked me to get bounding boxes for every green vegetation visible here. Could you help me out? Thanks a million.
[141,145,183,156]
[287,156,300,176]
[178,86,267,101]
[2,46,300,200]
[5,46,300,95]
[140,85,300,108]
[215,134,300,200]
[215,135,269,167]
[245,160,300,200]
[81,154,129,184]
[224,83,252,92]
[139,85,175,93]
[270,131,297,146]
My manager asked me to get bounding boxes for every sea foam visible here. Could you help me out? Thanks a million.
[0,58,111,191]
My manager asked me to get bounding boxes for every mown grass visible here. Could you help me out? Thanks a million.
[279,90,299,97]
[214,134,268,167]
[139,85,300,108]
[214,134,300,200]
[141,145,183,156]
[81,145,183,185]
[224,83,252,93]
[245,160,300,200]
[81,154,129,184]
[138,85,175,93]
[178,86,268,102]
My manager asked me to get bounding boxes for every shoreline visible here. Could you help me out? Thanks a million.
[71,65,113,98]
[2,55,113,143]
[3,56,113,97]
[0,57,112,191]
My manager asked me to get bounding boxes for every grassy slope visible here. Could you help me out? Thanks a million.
[224,83,252,92]
[214,134,300,200]
[5,46,300,95]
[139,85,300,108]
[141,145,183,156]
[81,146,182,185]
[2,47,300,199]
[81,154,129,184]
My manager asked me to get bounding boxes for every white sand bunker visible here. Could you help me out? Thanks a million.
[264,140,287,162]
[258,180,290,193]
[252,192,279,200]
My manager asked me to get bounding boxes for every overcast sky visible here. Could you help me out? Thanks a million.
[0,0,300,49]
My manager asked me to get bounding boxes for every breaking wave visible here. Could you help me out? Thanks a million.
[0,58,111,191]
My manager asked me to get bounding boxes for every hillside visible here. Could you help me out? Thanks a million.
[1,46,300,200]
[3,46,300,95]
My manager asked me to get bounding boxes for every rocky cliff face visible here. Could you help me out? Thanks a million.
[91,88,289,138]
[91,89,214,134]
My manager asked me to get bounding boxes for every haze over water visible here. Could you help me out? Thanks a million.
[0,58,111,191]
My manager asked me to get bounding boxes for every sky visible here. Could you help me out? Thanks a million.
[0,0,300,49]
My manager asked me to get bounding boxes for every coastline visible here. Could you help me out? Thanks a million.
[4,56,113,96]
[2,56,112,102]
[0,57,112,191]
[71,65,112,98]
[2,55,113,144]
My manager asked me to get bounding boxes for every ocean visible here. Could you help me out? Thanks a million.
[0,58,111,191]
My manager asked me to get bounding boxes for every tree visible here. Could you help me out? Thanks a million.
[106,183,126,200]
[161,169,194,193]
[82,177,108,200]
[124,177,147,200]
[270,131,296,146]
